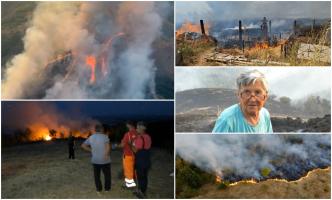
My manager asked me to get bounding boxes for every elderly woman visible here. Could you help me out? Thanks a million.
[212,70,273,133]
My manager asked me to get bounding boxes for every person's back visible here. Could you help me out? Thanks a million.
[85,133,111,164]
[81,125,111,193]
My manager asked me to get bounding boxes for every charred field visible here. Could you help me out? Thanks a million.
[2,140,174,199]
[176,134,331,198]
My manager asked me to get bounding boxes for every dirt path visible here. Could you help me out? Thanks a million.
[2,140,174,199]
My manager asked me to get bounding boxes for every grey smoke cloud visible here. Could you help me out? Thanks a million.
[176,134,331,180]
[176,1,331,23]
[2,2,166,99]
[175,67,331,100]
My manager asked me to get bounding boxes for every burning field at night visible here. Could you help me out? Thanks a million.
[175,1,331,66]
[1,101,174,198]
[1,1,174,99]
[176,134,331,198]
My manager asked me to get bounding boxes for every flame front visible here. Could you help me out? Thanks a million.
[86,55,96,84]
[44,135,52,141]
[215,175,222,183]
[252,42,269,49]
[176,21,209,36]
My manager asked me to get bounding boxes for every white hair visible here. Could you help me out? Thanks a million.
[236,70,268,92]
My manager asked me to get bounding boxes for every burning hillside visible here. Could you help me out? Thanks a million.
[2,2,173,99]
[2,102,98,144]
[176,134,330,183]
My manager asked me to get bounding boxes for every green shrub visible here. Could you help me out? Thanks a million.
[260,167,271,177]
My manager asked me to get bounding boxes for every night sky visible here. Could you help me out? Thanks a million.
[2,101,174,123]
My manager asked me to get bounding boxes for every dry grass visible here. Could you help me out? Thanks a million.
[2,140,174,199]
[195,167,331,199]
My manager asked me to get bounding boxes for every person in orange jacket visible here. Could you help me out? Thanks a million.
[119,121,137,188]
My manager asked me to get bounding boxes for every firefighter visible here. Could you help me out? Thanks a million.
[131,121,152,198]
[119,121,137,188]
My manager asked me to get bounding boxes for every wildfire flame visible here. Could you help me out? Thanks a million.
[86,55,96,84]
[44,135,52,141]
[215,167,330,187]
[43,32,125,85]
[252,42,269,49]
[215,175,222,183]
[176,21,209,37]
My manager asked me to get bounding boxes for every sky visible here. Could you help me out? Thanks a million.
[175,67,331,100]
[176,1,331,24]
[2,101,174,119]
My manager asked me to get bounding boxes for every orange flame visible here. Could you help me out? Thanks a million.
[176,21,209,37]
[44,135,52,141]
[86,55,96,84]
[215,175,222,183]
[252,42,269,49]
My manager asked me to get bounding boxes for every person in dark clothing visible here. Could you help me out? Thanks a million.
[68,132,75,159]
[130,121,152,199]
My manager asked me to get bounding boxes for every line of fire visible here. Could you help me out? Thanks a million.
[176,17,331,66]
[176,134,331,198]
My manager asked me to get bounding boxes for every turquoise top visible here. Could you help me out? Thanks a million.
[212,104,273,133]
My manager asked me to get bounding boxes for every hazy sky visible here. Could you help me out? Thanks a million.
[176,1,331,23]
[175,67,331,100]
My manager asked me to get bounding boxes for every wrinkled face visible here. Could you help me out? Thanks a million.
[238,81,268,116]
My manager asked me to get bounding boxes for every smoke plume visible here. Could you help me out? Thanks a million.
[2,2,165,99]
[177,134,330,181]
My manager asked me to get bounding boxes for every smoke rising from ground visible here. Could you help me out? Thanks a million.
[177,134,330,181]
[2,2,167,99]
[175,68,331,101]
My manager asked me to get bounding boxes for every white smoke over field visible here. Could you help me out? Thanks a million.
[177,134,330,181]
[2,2,167,99]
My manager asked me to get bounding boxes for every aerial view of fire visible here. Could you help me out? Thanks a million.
[175,1,331,66]
[1,1,174,99]
[176,134,330,198]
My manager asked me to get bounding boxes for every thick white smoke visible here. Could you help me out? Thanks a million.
[177,134,330,180]
[2,2,164,99]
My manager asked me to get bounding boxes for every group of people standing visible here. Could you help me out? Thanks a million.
[69,121,151,198]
